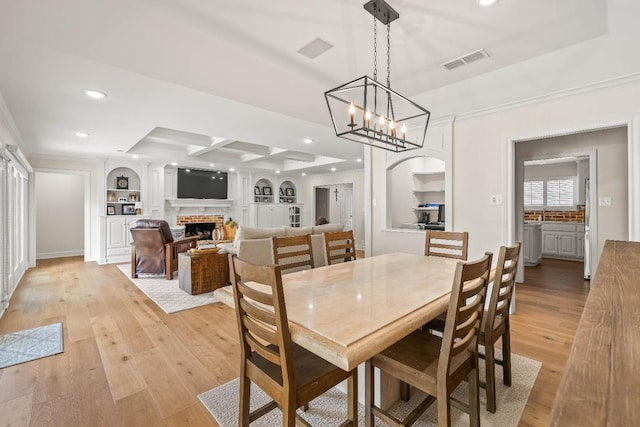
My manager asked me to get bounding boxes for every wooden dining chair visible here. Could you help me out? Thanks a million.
[424,230,469,261]
[272,234,315,274]
[365,252,492,427]
[230,256,358,427]
[480,241,521,413]
[323,230,356,265]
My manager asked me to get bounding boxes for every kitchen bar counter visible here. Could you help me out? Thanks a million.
[550,240,640,425]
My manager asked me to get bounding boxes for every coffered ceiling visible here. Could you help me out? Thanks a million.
[0,0,608,174]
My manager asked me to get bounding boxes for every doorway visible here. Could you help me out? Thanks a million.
[314,183,354,229]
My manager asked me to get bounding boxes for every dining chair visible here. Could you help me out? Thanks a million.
[323,230,356,265]
[230,256,358,427]
[365,252,492,427]
[480,241,521,413]
[424,230,469,260]
[272,234,315,274]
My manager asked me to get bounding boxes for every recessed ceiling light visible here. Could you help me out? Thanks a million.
[301,172,306,176]
[331,167,336,172]
[478,0,497,6]
[303,138,313,144]
[83,89,107,99]
[75,132,89,138]
[209,163,215,167]
[185,169,191,172]
[229,167,235,172]
[357,158,362,162]
[132,154,139,159]
[171,162,178,166]
[276,170,280,174]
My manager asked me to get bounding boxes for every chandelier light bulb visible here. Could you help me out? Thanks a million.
[401,123,407,139]
[365,110,372,128]
[348,103,356,127]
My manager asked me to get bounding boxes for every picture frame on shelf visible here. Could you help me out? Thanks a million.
[262,186,272,195]
[285,188,295,197]
[117,197,127,203]
[254,186,261,195]
[107,192,116,202]
[128,193,138,202]
[263,197,269,203]
[116,176,129,189]
[279,188,284,196]
[107,206,116,215]
[286,198,293,203]
[122,204,136,215]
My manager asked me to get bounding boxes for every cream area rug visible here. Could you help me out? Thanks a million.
[0,322,64,369]
[199,353,541,426]
[116,264,218,314]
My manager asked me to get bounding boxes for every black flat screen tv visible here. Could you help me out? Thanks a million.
[177,168,228,199]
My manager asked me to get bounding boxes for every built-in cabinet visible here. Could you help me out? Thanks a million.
[249,176,302,228]
[412,171,445,223]
[523,223,542,266]
[541,223,585,260]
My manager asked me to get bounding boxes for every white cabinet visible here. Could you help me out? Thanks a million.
[104,216,140,263]
[523,223,542,266]
[412,171,445,222]
[249,203,304,228]
[541,223,584,260]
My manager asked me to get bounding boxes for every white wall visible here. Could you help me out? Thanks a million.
[524,162,578,180]
[300,169,365,248]
[35,171,84,258]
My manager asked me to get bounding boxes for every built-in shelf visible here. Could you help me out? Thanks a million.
[412,171,445,177]
[412,189,445,193]
[166,198,233,212]
[413,207,440,211]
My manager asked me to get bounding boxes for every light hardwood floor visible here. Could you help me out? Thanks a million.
[0,256,588,426]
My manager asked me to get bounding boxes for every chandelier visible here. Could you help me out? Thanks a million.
[325,0,430,153]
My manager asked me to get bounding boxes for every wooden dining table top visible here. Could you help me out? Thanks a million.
[217,252,460,371]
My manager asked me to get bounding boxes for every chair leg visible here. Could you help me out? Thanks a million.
[365,360,374,427]
[281,399,296,427]
[485,341,497,413]
[469,359,481,427]
[437,387,452,427]
[502,327,512,387]
[348,370,358,425]
[239,375,251,427]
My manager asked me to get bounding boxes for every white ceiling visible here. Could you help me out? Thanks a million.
[0,0,608,174]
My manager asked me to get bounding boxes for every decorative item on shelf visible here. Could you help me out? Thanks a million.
[224,217,237,241]
[106,206,116,215]
[285,188,295,197]
[287,198,293,203]
[254,186,261,195]
[117,197,127,203]
[122,204,136,215]
[128,193,138,202]
[116,175,129,189]
[324,0,430,152]
[279,188,285,196]
[107,192,116,202]
[262,186,272,196]
[134,202,143,215]
[280,197,285,203]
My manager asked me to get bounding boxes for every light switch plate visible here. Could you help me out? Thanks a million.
[490,195,503,205]
[599,197,612,206]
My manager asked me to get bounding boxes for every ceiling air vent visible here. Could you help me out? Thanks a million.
[442,48,489,71]
[297,38,334,59]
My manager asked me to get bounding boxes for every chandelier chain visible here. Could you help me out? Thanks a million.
[373,7,378,81]
[387,21,391,88]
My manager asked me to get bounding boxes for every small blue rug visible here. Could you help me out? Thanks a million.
[0,322,64,369]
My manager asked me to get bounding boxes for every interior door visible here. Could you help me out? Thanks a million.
[341,187,353,230]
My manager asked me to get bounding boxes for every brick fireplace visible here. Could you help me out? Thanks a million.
[176,215,225,240]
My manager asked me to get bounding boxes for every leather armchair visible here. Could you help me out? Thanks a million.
[130,219,198,280]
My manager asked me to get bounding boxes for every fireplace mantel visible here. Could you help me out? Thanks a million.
[166,198,233,213]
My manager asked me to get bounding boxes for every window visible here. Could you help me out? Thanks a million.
[524,177,575,210]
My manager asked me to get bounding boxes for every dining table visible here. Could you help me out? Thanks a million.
[215,251,460,406]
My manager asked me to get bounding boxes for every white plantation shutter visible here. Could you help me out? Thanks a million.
[524,180,544,207]
[547,178,574,207]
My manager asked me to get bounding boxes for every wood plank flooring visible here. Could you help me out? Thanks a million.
[0,256,588,426]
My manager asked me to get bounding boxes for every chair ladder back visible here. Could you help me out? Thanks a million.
[440,253,492,368]
[425,230,469,261]
[486,242,521,334]
[230,256,293,376]
[324,230,356,265]
[272,234,315,274]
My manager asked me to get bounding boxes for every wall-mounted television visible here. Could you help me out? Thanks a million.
[177,168,228,199]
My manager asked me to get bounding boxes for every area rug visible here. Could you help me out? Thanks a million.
[0,322,64,369]
[116,264,218,314]
[198,353,541,426]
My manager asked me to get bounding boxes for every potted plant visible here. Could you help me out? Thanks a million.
[224,217,237,241]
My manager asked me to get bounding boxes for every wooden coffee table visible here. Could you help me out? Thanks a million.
[178,250,229,295]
